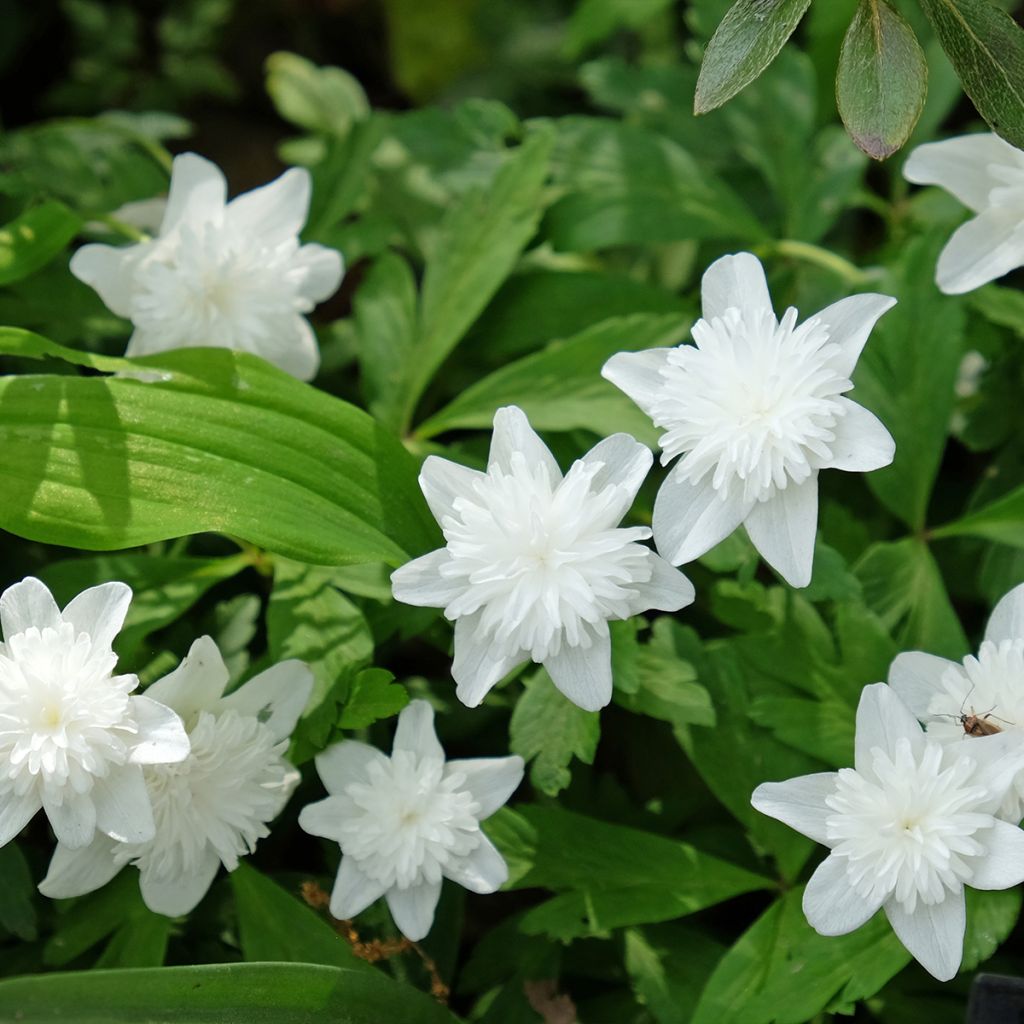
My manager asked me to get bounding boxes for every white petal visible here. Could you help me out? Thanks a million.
[139,847,221,917]
[291,243,344,303]
[329,856,387,919]
[600,348,674,420]
[0,576,61,640]
[159,153,227,233]
[969,820,1024,889]
[253,315,321,381]
[824,399,895,472]
[298,794,356,841]
[985,582,1024,644]
[145,636,230,719]
[903,134,1023,213]
[936,207,1024,295]
[128,696,190,765]
[226,167,311,243]
[452,614,525,708]
[61,581,133,652]
[386,880,442,941]
[884,892,964,982]
[750,773,839,846]
[818,293,897,378]
[543,628,612,711]
[443,834,508,893]
[445,756,524,819]
[652,465,751,565]
[123,327,167,359]
[391,549,465,609]
[855,683,925,772]
[624,554,695,615]
[68,244,140,318]
[887,652,956,720]
[488,406,561,484]
[219,660,314,743]
[0,791,39,847]
[392,700,444,761]
[42,790,97,849]
[701,252,773,322]
[39,837,121,899]
[418,456,487,524]
[93,766,155,845]
[314,741,388,796]
[743,477,819,589]
[953,732,1024,809]
[803,853,884,935]
[570,433,652,521]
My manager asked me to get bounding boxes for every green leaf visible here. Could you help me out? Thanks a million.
[416,313,687,442]
[487,806,771,939]
[0,963,460,1023]
[0,331,438,565]
[932,484,1024,549]
[968,284,1024,337]
[230,862,371,970]
[962,886,1022,971]
[0,845,37,941]
[916,0,1024,151]
[265,52,369,138]
[508,667,600,797]
[747,695,854,767]
[836,0,928,159]
[0,201,82,286]
[565,0,676,58]
[95,913,171,969]
[337,667,410,729]
[694,0,814,114]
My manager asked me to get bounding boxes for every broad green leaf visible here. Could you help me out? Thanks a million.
[0,201,82,286]
[337,667,410,729]
[932,484,1024,550]
[487,806,771,939]
[747,695,854,767]
[0,963,460,1023]
[962,887,1022,971]
[230,862,371,971]
[95,913,171,969]
[265,52,368,138]
[0,331,438,564]
[508,668,600,797]
[305,120,384,240]
[416,313,687,442]
[694,0,814,114]
[0,845,37,941]
[691,888,910,1024]
[917,0,1024,151]
[855,539,967,658]
[836,0,928,159]
[565,0,676,58]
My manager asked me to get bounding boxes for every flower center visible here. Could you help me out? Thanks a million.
[339,750,481,889]
[438,452,653,660]
[652,306,852,502]
[825,738,991,912]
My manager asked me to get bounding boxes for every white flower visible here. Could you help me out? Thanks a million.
[390,406,695,711]
[298,700,523,942]
[602,253,896,588]
[39,636,312,916]
[0,577,188,851]
[752,684,1024,981]
[903,133,1024,294]
[70,152,344,381]
[890,582,1024,821]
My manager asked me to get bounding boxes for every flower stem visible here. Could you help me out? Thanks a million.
[95,215,150,244]
[755,239,871,286]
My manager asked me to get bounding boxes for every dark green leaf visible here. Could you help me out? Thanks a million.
[932,484,1024,550]
[0,201,82,286]
[337,667,410,729]
[0,845,37,941]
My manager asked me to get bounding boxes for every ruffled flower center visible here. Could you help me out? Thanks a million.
[825,738,992,912]
[438,452,653,660]
[339,750,480,890]
[652,306,852,502]
[0,623,135,797]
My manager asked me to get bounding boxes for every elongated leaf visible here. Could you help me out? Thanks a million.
[932,484,1024,549]
[0,330,438,564]
[0,845,37,941]
[917,0,1024,151]
[694,0,814,114]
[837,0,928,159]
[0,963,460,1023]
[0,201,82,286]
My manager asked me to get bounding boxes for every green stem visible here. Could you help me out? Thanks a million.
[95,215,150,244]
[755,239,871,286]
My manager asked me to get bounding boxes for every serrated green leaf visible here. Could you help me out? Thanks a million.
[836,0,928,159]
[337,668,410,729]
[0,201,82,286]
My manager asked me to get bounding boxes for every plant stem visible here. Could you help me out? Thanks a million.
[755,239,871,286]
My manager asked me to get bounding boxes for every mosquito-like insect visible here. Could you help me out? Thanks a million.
[931,685,1015,737]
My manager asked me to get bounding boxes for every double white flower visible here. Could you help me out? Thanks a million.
[753,684,1024,981]
[0,577,188,851]
[391,406,695,711]
[40,636,312,916]
[603,252,896,588]
[904,133,1024,294]
[71,152,344,380]
[299,700,523,941]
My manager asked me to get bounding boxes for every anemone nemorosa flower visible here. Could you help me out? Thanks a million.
[70,152,343,380]
[390,406,695,711]
[298,700,523,941]
[0,577,188,851]
[39,636,312,916]
[602,252,896,588]
[903,133,1024,294]
[752,684,1024,981]
[890,582,1024,821]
